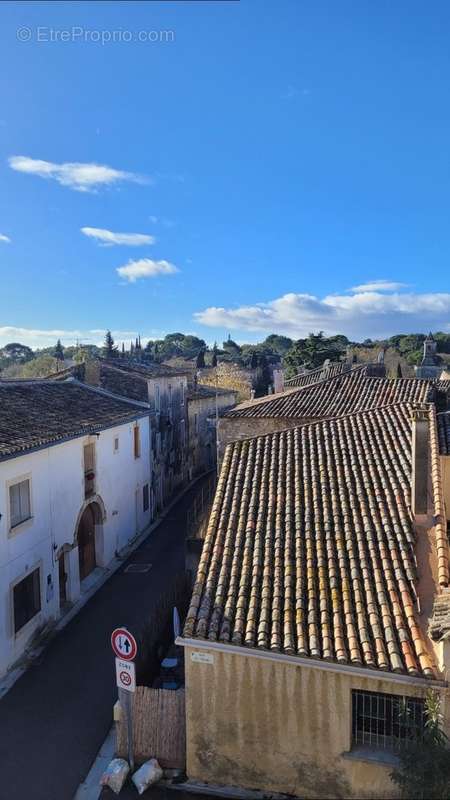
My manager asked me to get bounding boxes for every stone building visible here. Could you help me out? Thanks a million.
[0,380,152,678]
[415,332,443,379]
[186,384,236,479]
[50,357,191,511]
[179,398,450,799]
[218,367,441,460]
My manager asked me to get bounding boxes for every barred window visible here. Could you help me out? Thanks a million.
[352,689,425,752]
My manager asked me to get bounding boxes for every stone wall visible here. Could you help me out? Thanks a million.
[198,364,257,403]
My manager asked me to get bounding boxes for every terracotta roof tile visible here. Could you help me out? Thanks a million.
[0,380,148,459]
[185,402,440,679]
[437,412,450,455]
[224,372,435,420]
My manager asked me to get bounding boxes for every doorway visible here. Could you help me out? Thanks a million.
[58,553,67,606]
[77,503,99,581]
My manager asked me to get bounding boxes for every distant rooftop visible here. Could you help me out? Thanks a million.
[224,370,436,420]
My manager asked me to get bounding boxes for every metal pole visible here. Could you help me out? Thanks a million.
[215,367,219,477]
[118,687,134,770]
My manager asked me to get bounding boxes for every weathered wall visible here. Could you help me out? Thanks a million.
[188,392,236,477]
[218,417,305,462]
[184,645,450,800]
[199,365,256,403]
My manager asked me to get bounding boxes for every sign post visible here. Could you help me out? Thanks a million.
[111,628,138,770]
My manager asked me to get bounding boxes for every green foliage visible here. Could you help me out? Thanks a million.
[211,343,218,368]
[222,336,241,356]
[262,334,293,356]
[54,339,64,361]
[145,333,206,361]
[0,342,34,369]
[102,330,117,358]
[283,332,347,377]
[391,690,450,800]
[196,349,206,368]
[2,354,61,378]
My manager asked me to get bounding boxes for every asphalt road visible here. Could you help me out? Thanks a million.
[0,478,209,800]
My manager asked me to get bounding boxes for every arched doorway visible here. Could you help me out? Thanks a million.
[77,502,102,581]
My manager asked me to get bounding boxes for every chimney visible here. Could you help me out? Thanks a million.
[84,359,101,387]
[411,407,429,516]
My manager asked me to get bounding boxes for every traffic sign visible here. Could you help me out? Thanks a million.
[115,658,136,692]
[111,628,138,661]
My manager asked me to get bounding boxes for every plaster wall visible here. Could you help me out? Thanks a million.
[184,645,450,800]
[0,416,151,676]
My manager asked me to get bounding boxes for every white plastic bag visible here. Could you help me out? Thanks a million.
[100,758,130,794]
[132,758,163,794]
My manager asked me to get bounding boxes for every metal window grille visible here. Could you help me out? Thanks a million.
[352,690,425,752]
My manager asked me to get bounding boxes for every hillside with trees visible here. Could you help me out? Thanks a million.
[1,329,450,380]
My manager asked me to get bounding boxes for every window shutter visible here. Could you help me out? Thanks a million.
[10,484,20,528]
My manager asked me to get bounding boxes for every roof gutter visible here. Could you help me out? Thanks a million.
[176,636,446,689]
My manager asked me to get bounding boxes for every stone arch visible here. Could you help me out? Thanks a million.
[74,495,107,580]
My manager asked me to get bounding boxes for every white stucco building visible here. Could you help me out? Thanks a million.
[0,379,152,678]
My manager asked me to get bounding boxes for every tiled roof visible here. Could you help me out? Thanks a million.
[437,413,450,455]
[102,358,190,378]
[0,381,148,459]
[285,362,358,388]
[185,402,439,678]
[224,371,434,420]
[187,384,237,401]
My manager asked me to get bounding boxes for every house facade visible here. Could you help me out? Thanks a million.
[186,384,236,480]
[50,357,190,512]
[0,380,152,678]
[179,399,450,799]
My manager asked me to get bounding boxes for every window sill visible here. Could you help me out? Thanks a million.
[343,747,399,768]
[9,516,33,537]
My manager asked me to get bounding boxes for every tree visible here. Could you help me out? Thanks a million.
[396,362,403,379]
[250,351,258,369]
[262,334,293,356]
[391,690,450,800]
[54,339,64,361]
[103,330,117,358]
[283,333,344,377]
[196,349,206,368]
[211,343,218,368]
[222,335,241,357]
[0,342,34,364]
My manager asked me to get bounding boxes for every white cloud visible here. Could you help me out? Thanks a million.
[116,258,179,283]
[195,286,450,339]
[81,227,155,247]
[0,326,144,350]
[0,233,10,243]
[8,155,146,193]
[350,280,409,293]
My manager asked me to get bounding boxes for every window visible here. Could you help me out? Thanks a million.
[352,690,425,753]
[13,567,41,633]
[83,443,96,499]
[143,483,149,512]
[9,479,31,529]
[134,425,141,459]
[113,436,119,453]
[155,385,160,413]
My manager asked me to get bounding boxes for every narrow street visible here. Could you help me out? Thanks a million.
[0,477,210,800]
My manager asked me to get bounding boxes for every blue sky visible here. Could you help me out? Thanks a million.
[1,0,450,349]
